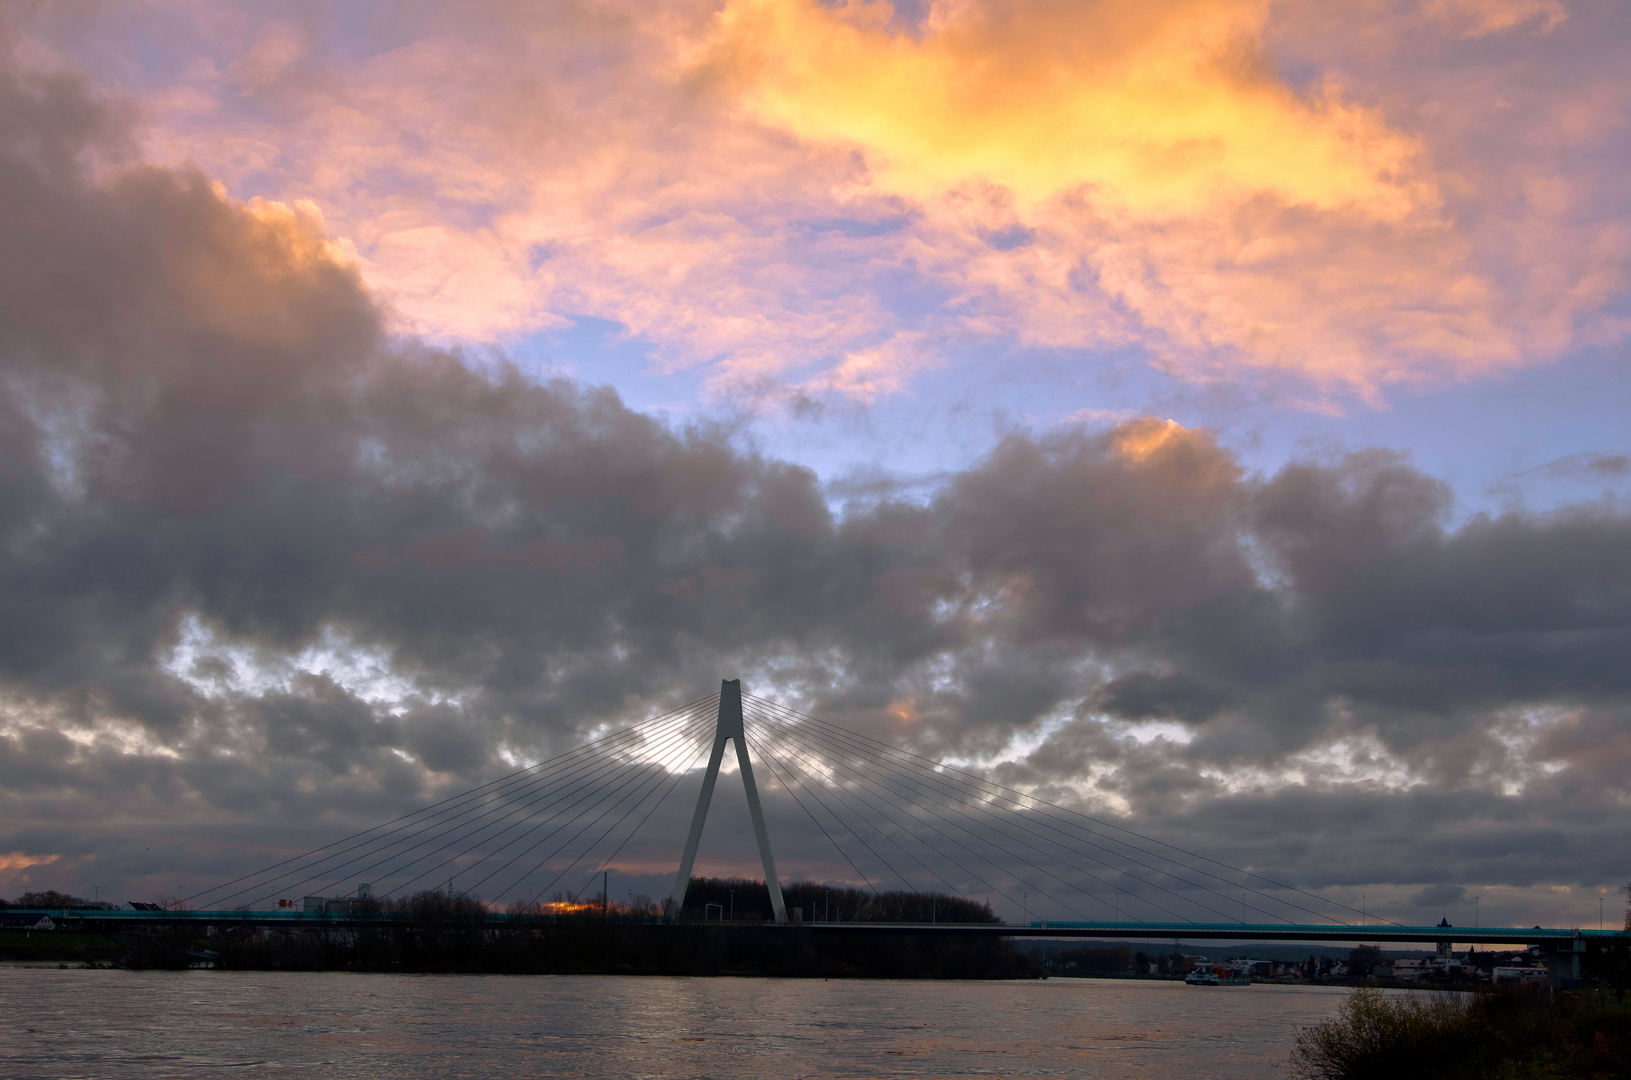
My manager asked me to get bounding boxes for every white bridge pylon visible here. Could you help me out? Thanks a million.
[669,679,788,923]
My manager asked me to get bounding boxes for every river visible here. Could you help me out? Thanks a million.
[0,968,1369,1078]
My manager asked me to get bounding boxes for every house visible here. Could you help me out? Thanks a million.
[0,913,55,930]
[1494,965,1550,984]
[1391,958,1431,981]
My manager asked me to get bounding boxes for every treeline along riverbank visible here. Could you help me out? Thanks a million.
[2,879,1040,978]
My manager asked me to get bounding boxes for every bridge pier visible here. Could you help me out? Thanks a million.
[1538,933,1586,987]
[668,680,788,923]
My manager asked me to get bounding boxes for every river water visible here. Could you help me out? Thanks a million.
[0,968,1367,1078]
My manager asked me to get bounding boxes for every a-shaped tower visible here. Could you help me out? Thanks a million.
[669,679,788,923]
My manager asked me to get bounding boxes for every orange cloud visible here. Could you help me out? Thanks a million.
[1112,418,1186,462]
[713,0,1431,220]
[65,0,1625,402]
[0,852,60,872]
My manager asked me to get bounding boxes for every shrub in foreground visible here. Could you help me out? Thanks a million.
[1291,986,1631,1080]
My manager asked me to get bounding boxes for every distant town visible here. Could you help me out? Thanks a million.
[1026,937,1553,988]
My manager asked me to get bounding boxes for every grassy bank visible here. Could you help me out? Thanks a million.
[0,928,123,963]
[1291,986,1631,1079]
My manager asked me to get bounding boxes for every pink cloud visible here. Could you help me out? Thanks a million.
[22,0,1627,404]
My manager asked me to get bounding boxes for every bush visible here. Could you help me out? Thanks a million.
[1291,986,1631,1080]
[1291,988,1482,1079]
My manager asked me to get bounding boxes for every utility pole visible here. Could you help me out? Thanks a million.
[603,870,609,921]
[669,680,788,923]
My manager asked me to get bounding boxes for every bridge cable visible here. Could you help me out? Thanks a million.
[744,707,994,902]
[749,708,1169,923]
[739,718,884,897]
[747,696,1349,925]
[186,691,720,908]
[384,710,715,901]
[752,707,1260,925]
[743,706,1050,916]
[748,707,1112,923]
[568,731,718,907]
[358,707,715,900]
[241,702,715,905]
[446,711,716,903]
[747,692,1385,926]
[215,697,717,908]
[754,703,1301,926]
[490,721,714,904]
[742,710,940,895]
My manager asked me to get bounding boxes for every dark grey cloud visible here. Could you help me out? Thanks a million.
[0,46,1627,925]
[1526,452,1631,481]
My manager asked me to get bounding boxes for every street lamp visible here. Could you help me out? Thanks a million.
[1474,895,1479,930]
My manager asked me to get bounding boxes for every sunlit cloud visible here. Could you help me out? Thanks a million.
[19,0,1631,402]
[1421,0,1566,38]
[713,0,1430,219]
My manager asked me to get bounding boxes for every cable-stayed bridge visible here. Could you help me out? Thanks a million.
[38,681,1623,972]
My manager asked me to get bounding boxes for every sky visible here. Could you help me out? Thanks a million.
[0,0,1627,931]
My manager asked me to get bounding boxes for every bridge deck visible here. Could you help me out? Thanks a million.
[9,910,1624,947]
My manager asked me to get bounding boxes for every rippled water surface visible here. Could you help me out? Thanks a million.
[0,968,1361,1078]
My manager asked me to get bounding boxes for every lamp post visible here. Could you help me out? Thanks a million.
[1474,895,1479,930]
[1361,895,1366,927]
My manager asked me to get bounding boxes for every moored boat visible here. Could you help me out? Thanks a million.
[1185,965,1252,986]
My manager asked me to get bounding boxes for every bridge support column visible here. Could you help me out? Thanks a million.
[669,679,788,924]
[1539,934,1586,987]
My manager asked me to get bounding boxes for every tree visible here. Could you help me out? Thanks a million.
[13,890,114,909]
[1347,944,1383,979]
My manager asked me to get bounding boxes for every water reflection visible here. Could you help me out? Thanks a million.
[0,969,1368,1078]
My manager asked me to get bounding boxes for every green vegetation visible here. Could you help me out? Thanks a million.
[1291,987,1631,1079]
